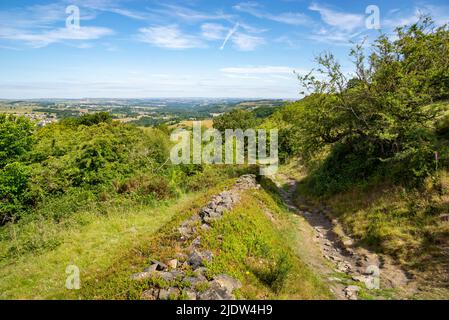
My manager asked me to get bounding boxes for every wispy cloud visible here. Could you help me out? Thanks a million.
[231,33,265,51]
[138,25,205,49]
[201,23,227,40]
[221,66,297,74]
[0,2,95,29]
[384,5,449,29]
[0,26,113,48]
[234,1,311,26]
[307,27,363,46]
[306,3,367,45]
[200,22,263,51]
[0,1,114,48]
[72,0,150,20]
[275,35,299,48]
[309,3,364,32]
[148,4,234,23]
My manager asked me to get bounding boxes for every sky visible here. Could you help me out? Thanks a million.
[0,0,448,99]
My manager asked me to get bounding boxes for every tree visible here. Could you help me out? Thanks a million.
[0,114,34,168]
[293,17,448,181]
[213,109,258,132]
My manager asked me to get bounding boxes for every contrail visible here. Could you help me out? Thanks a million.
[220,22,239,50]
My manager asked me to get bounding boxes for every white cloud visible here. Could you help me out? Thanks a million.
[275,35,298,48]
[234,1,311,26]
[0,26,113,48]
[72,0,149,20]
[308,27,363,45]
[309,3,364,31]
[384,5,449,29]
[149,4,234,23]
[138,25,204,49]
[231,33,265,51]
[220,66,296,74]
[201,23,227,40]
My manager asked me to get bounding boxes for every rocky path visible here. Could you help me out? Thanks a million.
[271,174,415,300]
[130,173,416,300]
[131,175,260,300]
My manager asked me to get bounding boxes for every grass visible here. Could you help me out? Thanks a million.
[197,188,333,299]
[83,181,333,300]
[0,184,228,299]
[294,169,449,298]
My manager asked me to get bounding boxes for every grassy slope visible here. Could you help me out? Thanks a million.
[317,180,449,298]
[200,188,332,299]
[76,180,332,300]
[0,185,227,299]
[292,156,449,298]
[1,175,331,300]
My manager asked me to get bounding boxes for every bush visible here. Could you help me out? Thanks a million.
[0,162,30,223]
[270,18,449,192]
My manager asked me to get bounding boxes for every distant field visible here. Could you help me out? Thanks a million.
[0,106,38,114]
[172,119,214,129]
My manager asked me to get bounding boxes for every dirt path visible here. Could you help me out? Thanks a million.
[271,173,417,300]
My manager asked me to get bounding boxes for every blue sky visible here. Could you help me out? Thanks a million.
[0,0,448,99]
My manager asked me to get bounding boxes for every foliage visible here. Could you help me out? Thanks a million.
[0,114,34,167]
[60,112,112,126]
[266,18,449,194]
[0,113,244,223]
[0,115,35,222]
[213,109,259,132]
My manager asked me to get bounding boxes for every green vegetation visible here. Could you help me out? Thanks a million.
[259,18,449,292]
[199,188,332,299]
[0,190,220,299]
[213,109,259,132]
[81,184,332,300]
[267,18,449,195]
[0,112,247,299]
[2,16,449,300]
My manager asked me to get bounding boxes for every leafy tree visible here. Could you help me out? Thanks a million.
[0,162,30,223]
[0,114,34,168]
[213,109,259,132]
[292,17,448,185]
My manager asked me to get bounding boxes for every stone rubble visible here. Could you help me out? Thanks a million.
[132,174,259,300]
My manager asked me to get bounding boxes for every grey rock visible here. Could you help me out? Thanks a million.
[178,216,200,239]
[183,276,206,286]
[190,236,201,249]
[213,274,241,293]
[188,250,213,269]
[143,264,158,273]
[130,271,154,281]
[158,287,179,300]
[156,270,185,282]
[344,285,360,300]
[141,288,159,300]
[215,205,227,214]
[151,260,168,271]
[193,267,207,278]
[198,281,235,300]
[183,289,197,300]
